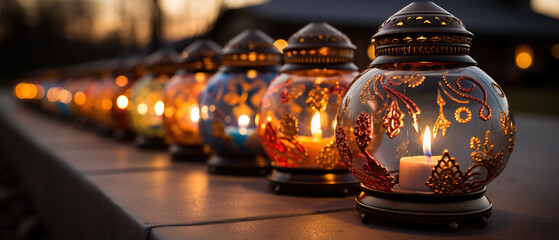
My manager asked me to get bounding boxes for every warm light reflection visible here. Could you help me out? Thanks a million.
[311,111,322,140]
[515,45,533,69]
[74,91,86,105]
[195,72,206,83]
[46,87,59,102]
[154,101,165,116]
[14,83,39,99]
[137,103,148,115]
[246,69,258,79]
[102,99,113,110]
[116,95,128,109]
[423,126,432,162]
[115,75,128,87]
[59,89,73,104]
[367,44,376,60]
[273,39,288,53]
[191,106,200,122]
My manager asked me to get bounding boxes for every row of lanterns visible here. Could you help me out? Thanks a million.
[13,2,515,230]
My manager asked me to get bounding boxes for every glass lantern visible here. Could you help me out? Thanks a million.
[259,22,360,195]
[198,29,281,174]
[335,2,515,229]
[111,54,146,141]
[163,40,221,161]
[127,49,179,148]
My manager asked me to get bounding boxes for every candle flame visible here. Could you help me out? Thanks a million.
[238,115,250,127]
[154,101,165,116]
[423,126,432,162]
[190,106,200,122]
[311,111,322,140]
[238,114,250,135]
[116,95,128,109]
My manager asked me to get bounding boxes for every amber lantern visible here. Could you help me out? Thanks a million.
[111,55,147,140]
[335,2,515,229]
[259,23,360,195]
[198,29,281,174]
[127,49,179,148]
[163,40,222,161]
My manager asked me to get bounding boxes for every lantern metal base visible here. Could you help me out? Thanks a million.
[113,128,135,141]
[268,167,361,196]
[134,135,168,149]
[356,184,492,231]
[169,144,210,162]
[207,154,270,175]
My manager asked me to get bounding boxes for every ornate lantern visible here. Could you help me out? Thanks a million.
[163,40,222,161]
[127,49,179,148]
[111,55,146,140]
[335,2,515,229]
[198,29,281,174]
[259,23,360,195]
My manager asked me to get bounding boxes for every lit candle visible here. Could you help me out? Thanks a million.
[399,126,441,191]
[225,114,256,146]
[298,111,332,162]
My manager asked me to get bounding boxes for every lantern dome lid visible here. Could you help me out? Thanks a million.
[221,29,281,69]
[371,1,476,65]
[145,48,179,67]
[144,48,179,75]
[180,39,222,72]
[282,22,357,72]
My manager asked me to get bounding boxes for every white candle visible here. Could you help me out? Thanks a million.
[399,127,440,191]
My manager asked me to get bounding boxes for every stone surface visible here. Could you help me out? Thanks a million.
[2,91,559,240]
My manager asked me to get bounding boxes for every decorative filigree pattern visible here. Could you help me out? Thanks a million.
[442,72,491,121]
[306,86,330,111]
[263,122,307,167]
[433,89,450,138]
[465,130,504,185]
[280,114,298,140]
[454,106,472,123]
[335,125,352,167]
[316,142,340,168]
[492,82,505,98]
[383,101,405,138]
[280,84,305,104]
[500,111,511,135]
[438,82,469,104]
[354,112,373,148]
[354,111,395,191]
[387,73,425,88]
[498,110,515,153]
[380,75,421,131]
[360,75,380,104]
[427,150,463,194]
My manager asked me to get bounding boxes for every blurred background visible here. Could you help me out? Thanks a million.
[1,0,559,114]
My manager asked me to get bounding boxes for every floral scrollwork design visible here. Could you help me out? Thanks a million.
[433,89,451,138]
[441,72,491,121]
[264,122,307,167]
[316,142,340,168]
[427,150,463,194]
[499,111,515,153]
[279,114,298,140]
[354,111,395,191]
[387,73,425,88]
[306,86,330,112]
[464,130,504,187]
[383,100,405,138]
